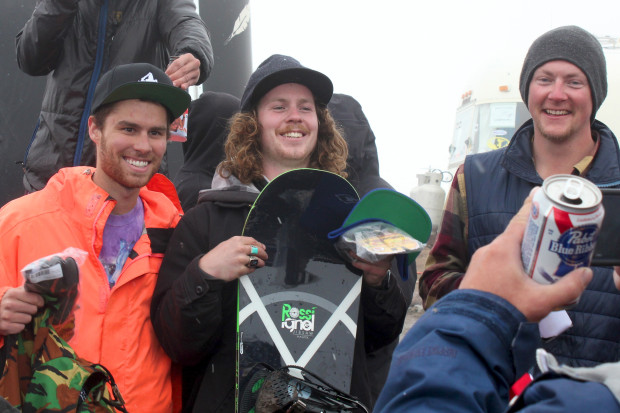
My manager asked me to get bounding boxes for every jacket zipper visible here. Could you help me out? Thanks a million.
[74,0,109,166]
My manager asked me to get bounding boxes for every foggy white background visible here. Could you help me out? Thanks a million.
[250,0,620,195]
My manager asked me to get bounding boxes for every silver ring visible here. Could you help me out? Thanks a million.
[250,245,259,256]
[247,256,259,268]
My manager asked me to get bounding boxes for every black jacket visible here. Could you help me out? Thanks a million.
[465,119,620,367]
[151,183,408,412]
[16,0,213,191]
[174,92,240,211]
[328,93,391,194]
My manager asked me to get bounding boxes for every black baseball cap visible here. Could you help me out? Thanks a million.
[240,54,333,112]
[91,63,191,119]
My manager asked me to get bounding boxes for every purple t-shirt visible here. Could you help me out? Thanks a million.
[99,198,145,287]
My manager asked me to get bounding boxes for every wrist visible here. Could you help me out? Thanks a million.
[366,269,391,289]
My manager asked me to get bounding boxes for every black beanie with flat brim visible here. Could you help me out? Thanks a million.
[519,25,607,123]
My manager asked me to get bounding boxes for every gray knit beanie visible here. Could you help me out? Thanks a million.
[519,25,607,123]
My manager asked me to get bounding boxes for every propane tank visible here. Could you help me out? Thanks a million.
[409,170,447,234]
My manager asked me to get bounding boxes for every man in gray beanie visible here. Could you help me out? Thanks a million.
[421,25,620,368]
[519,25,607,123]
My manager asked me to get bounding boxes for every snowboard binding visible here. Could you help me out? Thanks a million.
[239,363,368,413]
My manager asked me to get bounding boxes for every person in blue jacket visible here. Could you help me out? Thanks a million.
[375,189,620,412]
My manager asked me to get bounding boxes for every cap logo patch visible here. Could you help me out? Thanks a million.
[140,72,158,83]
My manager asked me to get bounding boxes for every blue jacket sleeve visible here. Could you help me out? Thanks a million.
[374,289,620,412]
[375,290,524,412]
[515,378,618,412]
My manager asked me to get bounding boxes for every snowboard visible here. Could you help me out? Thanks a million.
[236,168,362,413]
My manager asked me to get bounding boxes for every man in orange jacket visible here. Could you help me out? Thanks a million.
[0,63,189,412]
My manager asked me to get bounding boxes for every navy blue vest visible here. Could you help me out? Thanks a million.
[464,120,620,367]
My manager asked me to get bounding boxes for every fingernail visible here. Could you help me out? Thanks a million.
[580,267,593,285]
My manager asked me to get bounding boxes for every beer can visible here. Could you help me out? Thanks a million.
[168,55,189,142]
[521,174,604,284]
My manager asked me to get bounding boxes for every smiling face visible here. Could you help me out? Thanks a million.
[528,60,593,143]
[89,99,168,197]
[256,83,319,179]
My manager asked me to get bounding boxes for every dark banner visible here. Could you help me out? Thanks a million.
[200,0,252,99]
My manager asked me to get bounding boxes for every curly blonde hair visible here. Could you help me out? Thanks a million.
[220,105,348,183]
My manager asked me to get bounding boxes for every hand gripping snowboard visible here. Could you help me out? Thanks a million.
[237,169,366,413]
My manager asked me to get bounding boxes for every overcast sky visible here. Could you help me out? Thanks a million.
[250,0,620,194]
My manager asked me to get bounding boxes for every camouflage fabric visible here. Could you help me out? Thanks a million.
[22,255,80,327]
[0,256,127,412]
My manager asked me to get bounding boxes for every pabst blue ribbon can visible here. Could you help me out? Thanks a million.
[522,175,604,284]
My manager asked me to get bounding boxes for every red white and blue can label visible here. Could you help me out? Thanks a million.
[522,175,604,285]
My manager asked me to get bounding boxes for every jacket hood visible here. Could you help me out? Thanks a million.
[197,169,260,206]
[181,91,240,175]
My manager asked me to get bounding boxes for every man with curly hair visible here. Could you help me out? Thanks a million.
[150,54,409,412]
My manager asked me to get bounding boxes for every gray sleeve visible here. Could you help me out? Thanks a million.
[15,0,80,76]
[158,0,214,84]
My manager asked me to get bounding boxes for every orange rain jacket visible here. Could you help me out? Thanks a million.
[0,167,182,412]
